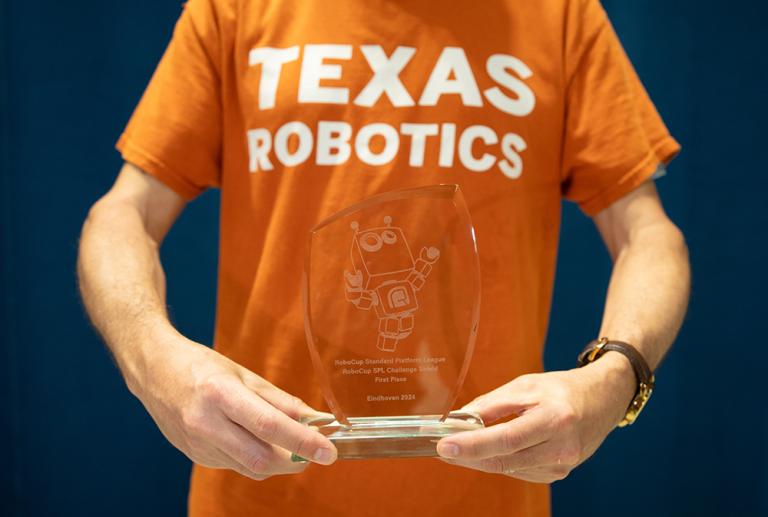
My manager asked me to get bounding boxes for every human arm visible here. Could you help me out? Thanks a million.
[77,162,337,480]
[435,181,690,482]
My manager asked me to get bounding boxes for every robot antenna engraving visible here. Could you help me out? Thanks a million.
[344,215,440,352]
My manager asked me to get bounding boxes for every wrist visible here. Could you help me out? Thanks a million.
[110,317,186,398]
[581,350,637,424]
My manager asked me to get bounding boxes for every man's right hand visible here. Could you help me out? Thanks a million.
[131,331,338,480]
[78,162,337,481]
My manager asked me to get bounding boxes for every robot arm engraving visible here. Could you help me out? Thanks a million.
[344,269,378,310]
[407,246,440,291]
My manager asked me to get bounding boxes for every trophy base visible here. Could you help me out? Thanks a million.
[292,411,484,461]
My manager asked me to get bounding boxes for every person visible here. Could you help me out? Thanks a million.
[77,0,690,515]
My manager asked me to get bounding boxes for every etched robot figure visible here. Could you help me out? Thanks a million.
[344,216,440,352]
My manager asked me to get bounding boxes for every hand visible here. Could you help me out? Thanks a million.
[127,332,337,481]
[435,352,636,483]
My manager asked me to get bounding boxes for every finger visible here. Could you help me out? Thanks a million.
[438,441,575,483]
[180,412,307,478]
[436,409,552,460]
[437,455,515,475]
[177,431,272,482]
[213,418,309,477]
[243,374,332,421]
[504,465,573,483]
[454,441,568,472]
[460,379,539,424]
[201,446,274,482]
[220,381,337,465]
[226,462,271,482]
[437,457,560,483]
[502,470,553,483]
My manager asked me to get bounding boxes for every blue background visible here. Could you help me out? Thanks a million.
[1,0,766,515]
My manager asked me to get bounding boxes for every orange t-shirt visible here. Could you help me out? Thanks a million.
[117,0,679,515]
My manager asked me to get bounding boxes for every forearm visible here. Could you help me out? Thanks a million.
[76,166,338,474]
[77,195,179,393]
[438,191,691,480]
[598,219,690,370]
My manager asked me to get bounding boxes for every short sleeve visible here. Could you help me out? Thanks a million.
[560,0,680,216]
[116,0,223,200]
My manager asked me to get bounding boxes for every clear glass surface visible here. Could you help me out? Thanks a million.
[300,184,483,460]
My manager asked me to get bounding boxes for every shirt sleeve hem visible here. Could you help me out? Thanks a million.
[116,133,206,201]
[579,137,681,217]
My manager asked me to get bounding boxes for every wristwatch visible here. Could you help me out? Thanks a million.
[576,337,655,427]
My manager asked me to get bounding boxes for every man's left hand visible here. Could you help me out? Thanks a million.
[436,352,636,483]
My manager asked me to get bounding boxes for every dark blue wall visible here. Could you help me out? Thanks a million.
[1,1,766,515]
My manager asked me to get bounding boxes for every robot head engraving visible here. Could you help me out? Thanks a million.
[350,217,414,278]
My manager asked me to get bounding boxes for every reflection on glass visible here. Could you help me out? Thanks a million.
[299,184,483,460]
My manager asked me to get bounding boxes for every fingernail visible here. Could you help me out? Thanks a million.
[313,447,334,464]
[437,442,460,458]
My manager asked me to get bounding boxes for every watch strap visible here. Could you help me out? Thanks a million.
[577,338,655,427]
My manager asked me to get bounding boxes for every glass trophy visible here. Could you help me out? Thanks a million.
[297,184,483,460]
